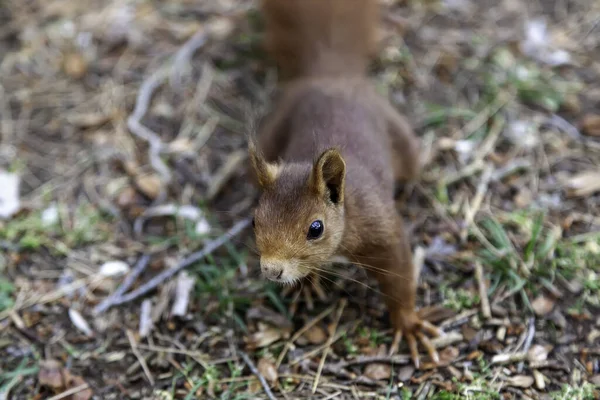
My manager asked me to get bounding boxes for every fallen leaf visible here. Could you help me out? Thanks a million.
[527,344,552,362]
[581,114,600,137]
[505,375,534,388]
[68,308,94,337]
[531,295,555,316]
[303,325,327,345]
[67,113,111,128]
[98,260,130,277]
[134,174,163,199]
[38,359,64,390]
[563,171,600,197]
[246,326,283,350]
[398,365,415,382]
[257,358,278,385]
[533,369,546,390]
[0,171,20,219]
[364,363,392,381]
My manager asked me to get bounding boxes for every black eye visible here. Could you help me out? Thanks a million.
[307,220,324,240]
[252,217,256,229]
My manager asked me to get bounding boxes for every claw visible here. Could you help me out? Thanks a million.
[406,333,420,369]
[421,320,444,337]
[416,331,439,364]
[389,330,403,356]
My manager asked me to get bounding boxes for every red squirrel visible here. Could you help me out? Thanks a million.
[248,0,443,367]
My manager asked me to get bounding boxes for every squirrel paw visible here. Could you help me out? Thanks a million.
[389,310,444,369]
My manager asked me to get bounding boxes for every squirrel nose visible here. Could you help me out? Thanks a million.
[263,266,283,280]
[261,259,284,280]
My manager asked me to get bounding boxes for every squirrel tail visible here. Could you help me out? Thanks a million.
[261,0,379,81]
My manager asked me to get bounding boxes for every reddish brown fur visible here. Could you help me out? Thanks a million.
[249,0,442,367]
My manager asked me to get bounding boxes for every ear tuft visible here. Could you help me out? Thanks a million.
[310,148,346,204]
[248,139,279,188]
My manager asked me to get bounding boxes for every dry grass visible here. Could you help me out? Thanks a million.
[1,0,599,399]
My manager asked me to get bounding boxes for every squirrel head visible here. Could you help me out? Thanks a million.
[249,144,346,284]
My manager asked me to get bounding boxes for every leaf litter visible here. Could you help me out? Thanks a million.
[1,0,600,399]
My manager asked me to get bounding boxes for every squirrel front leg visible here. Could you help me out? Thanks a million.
[356,214,443,368]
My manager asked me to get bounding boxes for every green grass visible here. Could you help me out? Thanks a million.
[0,200,113,255]
[470,208,600,313]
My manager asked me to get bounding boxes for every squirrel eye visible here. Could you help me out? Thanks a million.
[252,217,256,229]
[307,220,324,240]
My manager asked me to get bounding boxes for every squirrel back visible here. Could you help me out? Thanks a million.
[261,0,379,81]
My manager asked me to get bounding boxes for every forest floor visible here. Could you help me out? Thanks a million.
[1,0,599,399]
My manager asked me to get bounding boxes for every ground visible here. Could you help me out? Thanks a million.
[1,0,599,399]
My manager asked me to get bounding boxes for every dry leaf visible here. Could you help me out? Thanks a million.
[533,370,546,390]
[303,325,327,345]
[38,359,64,390]
[531,295,555,316]
[364,363,392,381]
[67,112,111,128]
[505,375,534,388]
[563,171,600,197]
[257,358,278,385]
[68,308,94,337]
[135,174,163,199]
[398,365,415,382]
[581,114,600,137]
[527,344,552,362]
[246,326,283,350]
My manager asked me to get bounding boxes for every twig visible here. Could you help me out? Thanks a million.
[45,384,90,400]
[475,261,492,320]
[93,254,151,315]
[312,299,347,393]
[276,304,337,368]
[127,67,171,183]
[104,218,251,308]
[126,330,155,385]
[461,163,493,243]
[170,29,207,89]
[517,317,536,373]
[239,350,277,400]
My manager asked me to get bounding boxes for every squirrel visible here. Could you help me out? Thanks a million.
[248,0,443,368]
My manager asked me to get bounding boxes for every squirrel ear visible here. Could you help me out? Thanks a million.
[248,140,280,189]
[310,148,346,204]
